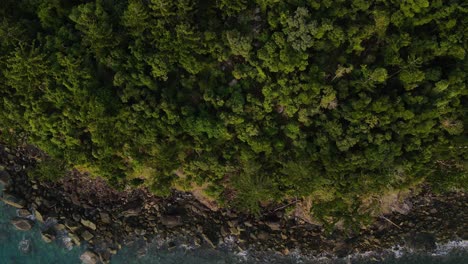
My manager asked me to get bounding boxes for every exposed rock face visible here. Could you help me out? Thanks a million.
[11,218,33,231]
[1,143,467,263]
[80,251,99,264]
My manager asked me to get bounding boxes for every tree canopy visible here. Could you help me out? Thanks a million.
[1,0,466,225]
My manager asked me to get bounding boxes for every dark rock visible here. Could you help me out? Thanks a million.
[0,170,11,187]
[100,212,111,224]
[405,232,436,251]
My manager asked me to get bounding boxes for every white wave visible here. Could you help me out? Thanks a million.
[432,240,468,256]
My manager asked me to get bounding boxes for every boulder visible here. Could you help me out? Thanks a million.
[11,218,33,231]
[99,212,111,224]
[69,232,81,246]
[81,219,97,230]
[257,231,270,240]
[41,233,54,243]
[34,209,44,222]
[265,221,281,231]
[17,209,32,218]
[160,215,182,228]
[80,251,99,264]
[81,230,94,241]
[1,194,25,209]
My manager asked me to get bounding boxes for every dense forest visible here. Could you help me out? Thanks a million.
[0,0,466,227]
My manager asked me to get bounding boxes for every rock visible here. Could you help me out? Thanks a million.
[55,224,66,231]
[80,251,99,264]
[244,221,253,227]
[81,230,94,241]
[11,218,33,231]
[1,195,25,209]
[121,208,141,218]
[257,231,270,240]
[17,209,32,218]
[66,222,80,232]
[220,226,228,237]
[69,232,81,246]
[227,220,238,227]
[160,215,182,228]
[41,233,54,243]
[99,212,111,224]
[34,209,44,222]
[201,234,216,248]
[72,213,81,222]
[265,221,281,231]
[0,170,11,187]
[393,201,412,215]
[430,208,437,214]
[229,226,240,235]
[61,236,74,250]
[81,219,97,230]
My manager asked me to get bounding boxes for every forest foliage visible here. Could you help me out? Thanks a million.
[0,0,467,225]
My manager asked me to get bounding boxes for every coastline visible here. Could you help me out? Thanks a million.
[1,143,466,263]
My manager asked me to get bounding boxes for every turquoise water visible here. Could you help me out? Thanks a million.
[1,189,467,264]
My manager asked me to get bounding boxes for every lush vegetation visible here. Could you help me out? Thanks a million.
[0,0,466,225]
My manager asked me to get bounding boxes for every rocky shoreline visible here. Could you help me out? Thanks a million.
[0,143,466,263]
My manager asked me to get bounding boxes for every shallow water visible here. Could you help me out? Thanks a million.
[1,186,467,264]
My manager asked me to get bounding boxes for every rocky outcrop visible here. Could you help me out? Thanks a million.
[0,143,466,263]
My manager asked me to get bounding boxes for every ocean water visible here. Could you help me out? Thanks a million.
[1,187,467,264]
